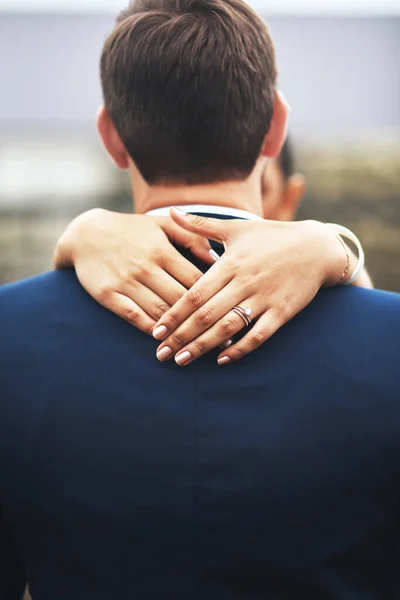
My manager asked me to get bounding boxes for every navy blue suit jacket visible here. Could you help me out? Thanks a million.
[1,267,400,599]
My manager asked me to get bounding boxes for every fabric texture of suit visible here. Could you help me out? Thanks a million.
[1,235,400,599]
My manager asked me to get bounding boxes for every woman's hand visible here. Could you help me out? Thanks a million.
[54,208,214,334]
[153,209,358,366]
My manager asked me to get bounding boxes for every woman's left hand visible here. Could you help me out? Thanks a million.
[153,209,350,366]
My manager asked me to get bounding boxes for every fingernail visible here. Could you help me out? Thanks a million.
[175,351,192,366]
[209,249,220,262]
[157,346,172,361]
[153,325,168,340]
[171,206,188,217]
[222,339,233,349]
[218,356,231,366]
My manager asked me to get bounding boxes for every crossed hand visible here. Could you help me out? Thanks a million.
[55,207,345,366]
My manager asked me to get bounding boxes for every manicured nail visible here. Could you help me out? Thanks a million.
[175,351,192,366]
[209,249,220,262]
[171,206,188,217]
[218,356,231,366]
[157,346,172,361]
[153,325,168,340]
[222,339,233,349]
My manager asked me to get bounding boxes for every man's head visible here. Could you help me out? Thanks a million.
[261,136,306,221]
[98,0,289,213]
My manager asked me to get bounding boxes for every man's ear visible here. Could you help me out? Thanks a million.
[97,106,129,170]
[261,90,290,159]
[279,173,306,221]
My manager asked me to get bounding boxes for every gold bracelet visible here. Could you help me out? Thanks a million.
[332,232,351,283]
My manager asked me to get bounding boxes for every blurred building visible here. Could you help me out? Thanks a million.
[0,1,399,289]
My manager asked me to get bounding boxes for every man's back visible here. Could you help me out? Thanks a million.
[1,269,400,600]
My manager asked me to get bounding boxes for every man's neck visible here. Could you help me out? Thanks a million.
[131,162,265,218]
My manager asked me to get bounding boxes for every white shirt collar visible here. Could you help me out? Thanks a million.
[146,204,262,221]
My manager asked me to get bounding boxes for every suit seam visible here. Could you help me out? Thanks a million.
[194,373,200,595]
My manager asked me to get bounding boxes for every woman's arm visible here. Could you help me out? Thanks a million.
[54,208,372,364]
[151,209,373,366]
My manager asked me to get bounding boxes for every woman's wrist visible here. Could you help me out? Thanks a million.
[303,220,352,288]
[53,222,76,269]
[53,208,107,270]
[317,221,372,288]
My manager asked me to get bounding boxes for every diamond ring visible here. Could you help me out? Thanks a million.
[232,305,252,327]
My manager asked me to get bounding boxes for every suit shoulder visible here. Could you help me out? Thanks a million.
[315,286,400,323]
[348,286,400,307]
[298,287,400,362]
[0,269,85,319]
[0,268,78,294]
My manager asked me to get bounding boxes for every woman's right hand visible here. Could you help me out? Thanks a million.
[54,208,214,334]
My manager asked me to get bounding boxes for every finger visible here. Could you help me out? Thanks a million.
[217,308,283,366]
[152,261,234,340]
[188,237,216,265]
[133,266,188,307]
[171,302,258,366]
[162,246,205,290]
[103,292,156,335]
[155,288,251,358]
[159,217,215,265]
[170,207,237,244]
[121,281,172,322]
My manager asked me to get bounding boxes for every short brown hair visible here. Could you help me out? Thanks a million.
[100,0,278,185]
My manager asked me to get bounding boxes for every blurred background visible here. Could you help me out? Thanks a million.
[0,0,399,289]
